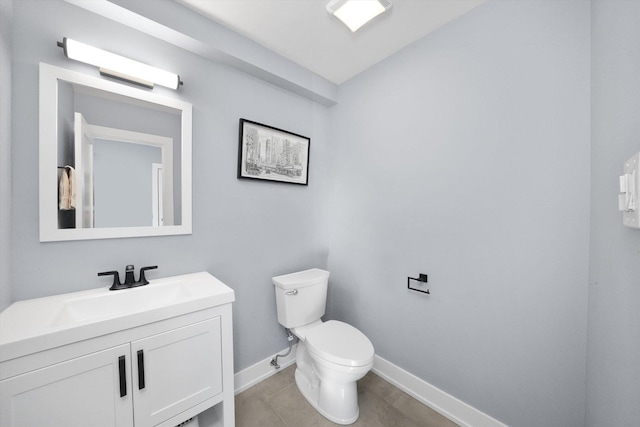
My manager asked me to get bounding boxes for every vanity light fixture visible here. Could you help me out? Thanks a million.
[57,37,182,90]
[326,0,392,32]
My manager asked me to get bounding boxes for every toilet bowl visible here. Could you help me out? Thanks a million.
[295,320,374,424]
[272,269,374,425]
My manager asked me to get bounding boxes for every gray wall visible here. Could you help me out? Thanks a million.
[0,0,12,311]
[10,0,330,377]
[586,1,640,426]
[93,140,161,228]
[326,1,591,426]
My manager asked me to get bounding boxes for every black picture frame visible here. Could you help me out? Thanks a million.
[237,118,310,185]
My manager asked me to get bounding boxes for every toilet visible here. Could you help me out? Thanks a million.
[272,268,374,425]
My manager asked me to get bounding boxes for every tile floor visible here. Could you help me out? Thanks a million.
[235,365,459,427]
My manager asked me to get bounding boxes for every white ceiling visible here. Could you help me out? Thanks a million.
[177,0,486,85]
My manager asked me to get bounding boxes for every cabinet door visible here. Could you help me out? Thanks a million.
[132,317,222,427]
[0,344,133,427]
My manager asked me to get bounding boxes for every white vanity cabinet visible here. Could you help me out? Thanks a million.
[0,272,235,427]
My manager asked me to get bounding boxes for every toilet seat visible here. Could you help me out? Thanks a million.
[305,320,374,367]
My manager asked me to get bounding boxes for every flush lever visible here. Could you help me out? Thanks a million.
[285,289,298,296]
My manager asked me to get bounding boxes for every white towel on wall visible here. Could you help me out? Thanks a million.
[59,166,76,210]
[67,166,76,209]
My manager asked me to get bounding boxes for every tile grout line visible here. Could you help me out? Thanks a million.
[270,401,292,427]
[370,371,407,408]
[266,382,297,427]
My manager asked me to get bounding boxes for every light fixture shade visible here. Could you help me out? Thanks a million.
[327,0,392,32]
[59,37,181,90]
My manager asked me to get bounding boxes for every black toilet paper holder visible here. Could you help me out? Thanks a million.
[408,273,429,294]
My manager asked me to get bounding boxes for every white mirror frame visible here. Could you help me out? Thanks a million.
[39,63,192,241]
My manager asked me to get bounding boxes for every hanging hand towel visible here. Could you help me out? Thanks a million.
[67,166,76,210]
[59,166,76,210]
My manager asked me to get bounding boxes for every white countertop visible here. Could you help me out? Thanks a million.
[0,272,235,363]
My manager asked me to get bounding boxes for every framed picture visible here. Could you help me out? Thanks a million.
[237,119,310,185]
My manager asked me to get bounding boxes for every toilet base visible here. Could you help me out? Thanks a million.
[294,367,359,425]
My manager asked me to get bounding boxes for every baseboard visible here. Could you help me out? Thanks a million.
[372,355,508,427]
[234,344,297,395]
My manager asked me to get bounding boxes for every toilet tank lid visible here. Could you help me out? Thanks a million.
[272,268,330,290]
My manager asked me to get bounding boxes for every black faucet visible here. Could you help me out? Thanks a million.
[98,265,158,291]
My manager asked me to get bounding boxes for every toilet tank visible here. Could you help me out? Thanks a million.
[272,268,330,328]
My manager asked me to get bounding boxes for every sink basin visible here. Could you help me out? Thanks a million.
[50,280,192,326]
[0,271,235,364]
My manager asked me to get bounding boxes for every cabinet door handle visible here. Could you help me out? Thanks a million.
[137,350,145,390]
[118,355,127,397]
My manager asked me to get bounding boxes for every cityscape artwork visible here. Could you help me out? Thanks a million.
[237,119,310,185]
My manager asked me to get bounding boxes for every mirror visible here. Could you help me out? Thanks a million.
[40,63,192,241]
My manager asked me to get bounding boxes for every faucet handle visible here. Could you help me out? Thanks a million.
[138,266,158,285]
[98,270,124,290]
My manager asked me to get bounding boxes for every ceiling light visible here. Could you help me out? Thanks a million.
[327,0,392,32]
[58,37,182,90]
